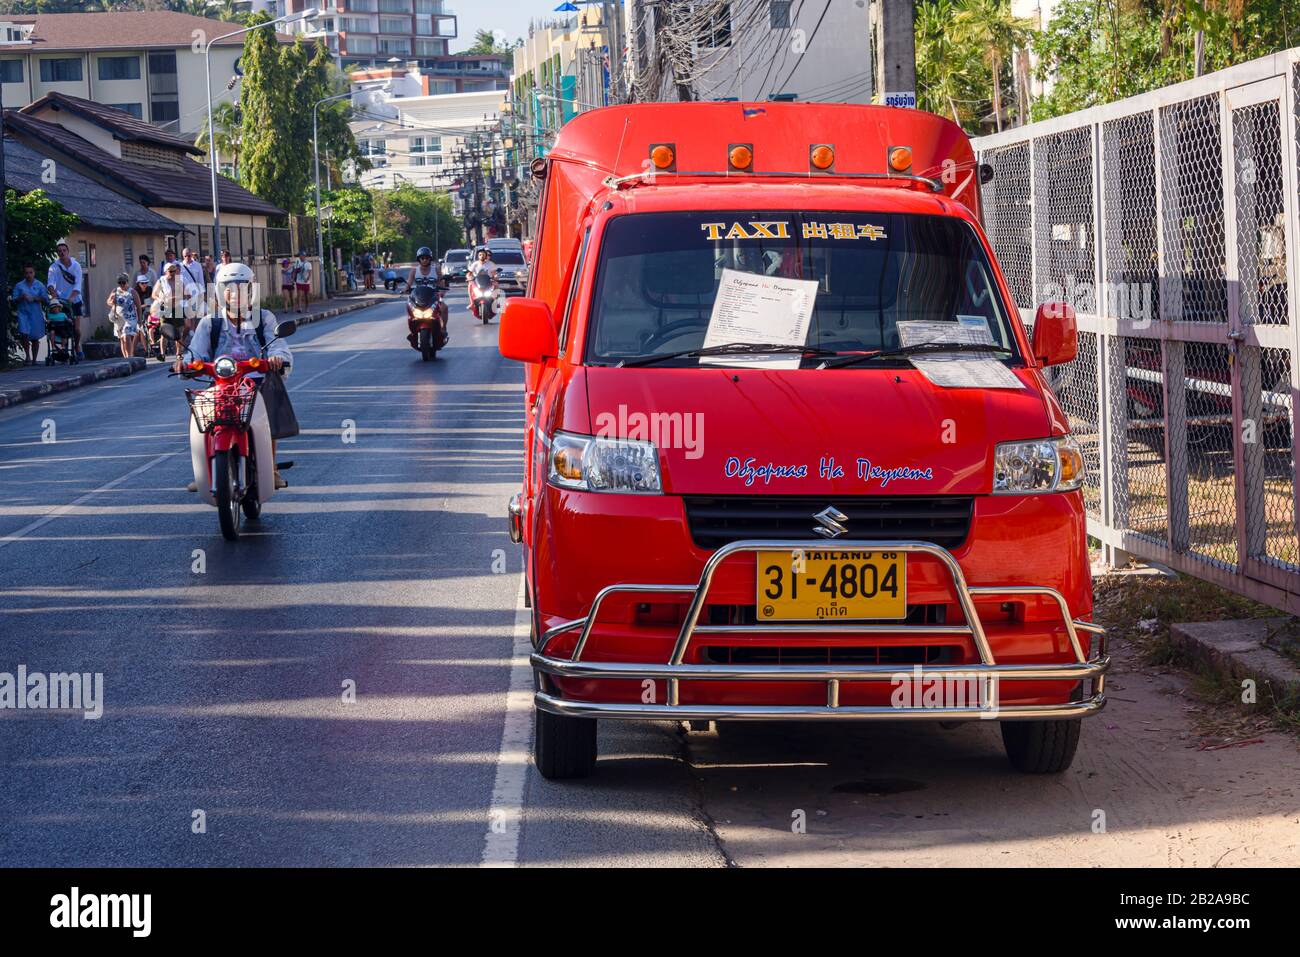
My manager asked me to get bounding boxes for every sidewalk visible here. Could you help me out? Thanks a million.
[0,293,392,411]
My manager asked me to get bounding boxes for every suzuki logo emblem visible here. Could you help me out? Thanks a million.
[813,506,849,538]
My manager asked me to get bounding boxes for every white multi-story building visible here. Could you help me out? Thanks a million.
[349,85,503,191]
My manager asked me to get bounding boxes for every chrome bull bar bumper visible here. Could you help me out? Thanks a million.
[532,539,1108,722]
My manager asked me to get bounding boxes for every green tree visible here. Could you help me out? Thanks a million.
[952,0,1034,132]
[196,100,242,178]
[916,0,989,126]
[4,189,78,291]
[238,15,361,215]
[4,188,78,365]
[382,183,464,260]
[1032,0,1300,120]
[465,28,511,56]
[367,191,407,253]
[319,186,372,262]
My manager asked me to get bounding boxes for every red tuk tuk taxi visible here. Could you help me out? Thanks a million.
[499,102,1107,780]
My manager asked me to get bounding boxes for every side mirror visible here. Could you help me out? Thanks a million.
[160,322,180,341]
[1032,302,1078,366]
[499,297,557,363]
[274,319,297,338]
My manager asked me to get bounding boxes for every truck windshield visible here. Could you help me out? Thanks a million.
[584,211,1018,367]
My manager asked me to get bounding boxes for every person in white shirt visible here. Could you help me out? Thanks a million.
[152,262,200,359]
[45,240,84,357]
[178,248,206,337]
[466,247,498,311]
[177,262,295,490]
[292,250,312,313]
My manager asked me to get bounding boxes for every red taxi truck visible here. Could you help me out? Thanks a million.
[499,102,1108,780]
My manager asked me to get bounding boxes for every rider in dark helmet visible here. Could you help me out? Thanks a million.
[404,246,448,348]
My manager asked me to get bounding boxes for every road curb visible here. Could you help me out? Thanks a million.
[1169,618,1300,698]
[0,296,387,412]
[292,294,392,329]
[0,357,147,411]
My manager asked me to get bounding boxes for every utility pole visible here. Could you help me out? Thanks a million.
[874,0,917,109]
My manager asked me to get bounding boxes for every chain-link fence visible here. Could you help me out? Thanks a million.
[974,50,1300,612]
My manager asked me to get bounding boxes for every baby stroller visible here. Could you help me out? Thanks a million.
[44,299,78,366]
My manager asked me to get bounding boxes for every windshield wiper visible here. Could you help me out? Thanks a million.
[819,341,1013,369]
[618,342,838,368]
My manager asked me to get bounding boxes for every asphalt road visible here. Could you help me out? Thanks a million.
[0,293,1294,867]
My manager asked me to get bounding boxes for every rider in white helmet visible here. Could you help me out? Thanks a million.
[177,261,295,489]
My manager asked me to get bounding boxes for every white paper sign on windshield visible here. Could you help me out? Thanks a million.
[700,268,819,369]
[896,319,1023,389]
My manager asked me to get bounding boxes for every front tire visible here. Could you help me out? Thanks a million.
[1001,719,1081,773]
[534,707,597,780]
[419,327,434,361]
[214,449,242,541]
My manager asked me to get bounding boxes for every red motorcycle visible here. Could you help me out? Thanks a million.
[406,284,448,361]
[169,321,296,540]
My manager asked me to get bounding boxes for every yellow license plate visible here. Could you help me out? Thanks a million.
[756,550,906,621]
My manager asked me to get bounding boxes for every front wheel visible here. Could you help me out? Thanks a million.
[419,327,434,361]
[534,707,597,780]
[213,449,242,541]
[1001,719,1081,773]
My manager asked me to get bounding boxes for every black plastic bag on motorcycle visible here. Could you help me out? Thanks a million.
[258,370,299,439]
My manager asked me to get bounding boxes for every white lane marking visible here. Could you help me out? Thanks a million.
[0,451,175,549]
[287,351,362,393]
[481,575,535,867]
[0,334,381,550]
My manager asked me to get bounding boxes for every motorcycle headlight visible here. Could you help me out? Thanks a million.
[213,356,238,379]
[993,435,1086,494]
[548,431,662,493]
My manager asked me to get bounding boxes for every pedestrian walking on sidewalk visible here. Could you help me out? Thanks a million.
[106,273,143,359]
[12,263,49,366]
[293,251,312,313]
[45,241,85,360]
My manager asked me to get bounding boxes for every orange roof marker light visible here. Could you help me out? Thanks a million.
[888,145,913,173]
[810,144,834,171]
[649,143,676,171]
[728,143,753,172]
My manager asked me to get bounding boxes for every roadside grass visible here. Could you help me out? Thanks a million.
[1093,571,1300,738]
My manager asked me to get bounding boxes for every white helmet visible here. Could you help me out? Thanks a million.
[215,261,258,320]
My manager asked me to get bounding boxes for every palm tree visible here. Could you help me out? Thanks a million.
[196,101,242,179]
[953,0,1034,132]
[916,0,970,125]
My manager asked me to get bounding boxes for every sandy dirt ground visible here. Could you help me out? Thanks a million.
[683,630,1300,867]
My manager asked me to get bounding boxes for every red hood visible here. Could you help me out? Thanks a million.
[583,366,1052,495]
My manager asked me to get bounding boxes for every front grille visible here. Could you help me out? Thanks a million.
[705,603,946,626]
[699,645,963,665]
[682,495,975,550]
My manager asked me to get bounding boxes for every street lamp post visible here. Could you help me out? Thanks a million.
[312,89,352,295]
[204,8,319,260]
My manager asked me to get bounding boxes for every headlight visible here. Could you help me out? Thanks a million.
[548,431,662,493]
[412,307,433,319]
[993,435,1085,493]
[213,356,238,378]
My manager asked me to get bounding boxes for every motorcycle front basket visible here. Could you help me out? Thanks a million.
[187,379,258,434]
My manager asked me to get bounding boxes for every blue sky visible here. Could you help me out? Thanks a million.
[449,0,547,53]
